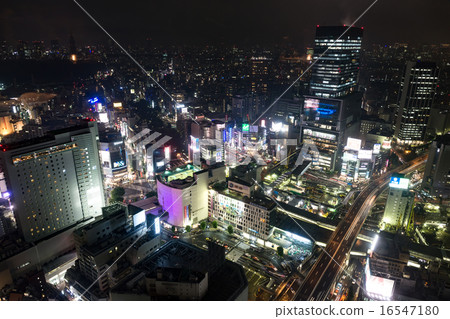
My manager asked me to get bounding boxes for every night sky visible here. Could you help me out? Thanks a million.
[1,0,449,47]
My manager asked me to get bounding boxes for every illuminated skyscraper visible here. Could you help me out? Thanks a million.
[394,61,439,145]
[310,26,363,98]
[382,174,414,230]
[0,121,105,242]
[299,94,362,171]
[422,134,450,198]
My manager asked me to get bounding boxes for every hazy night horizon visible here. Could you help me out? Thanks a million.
[0,0,449,47]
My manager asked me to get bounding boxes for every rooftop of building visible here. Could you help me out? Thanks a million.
[153,267,205,284]
[372,231,449,263]
[315,25,364,38]
[73,204,152,257]
[128,197,161,216]
[156,166,198,189]
[80,222,147,258]
[274,201,340,227]
[434,133,450,146]
[229,176,253,187]
[211,181,276,210]
[361,114,388,123]
[367,127,394,137]
[111,240,247,300]
[372,231,409,261]
[99,129,123,143]
[270,209,332,244]
[2,120,93,151]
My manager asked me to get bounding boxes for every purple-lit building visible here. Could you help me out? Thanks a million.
[156,164,225,228]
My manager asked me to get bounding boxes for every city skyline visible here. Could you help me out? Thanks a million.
[0,0,449,309]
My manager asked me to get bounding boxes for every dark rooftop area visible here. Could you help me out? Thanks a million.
[111,240,247,301]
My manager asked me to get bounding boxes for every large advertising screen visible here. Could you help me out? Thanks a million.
[382,140,391,149]
[343,151,358,162]
[133,210,146,227]
[190,135,200,152]
[272,122,289,133]
[99,112,108,123]
[303,98,341,126]
[110,148,127,170]
[303,128,336,141]
[154,217,160,234]
[346,137,362,151]
[389,176,409,189]
[373,143,381,154]
[358,149,373,160]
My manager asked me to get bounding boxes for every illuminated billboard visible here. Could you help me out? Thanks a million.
[99,112,108,123]
[111,148,127,170]
[156,161,165,168]
[184,205,191,224]
[164,146,171,162]
[271,122,289,133]
[133,210,146,227]
[358,150,373,160]
[373,143,381,154]
[99,150,111,167]
[88,97,99,104]
[343,151,358,162]
[303,128,336,141]
[154,217,160,234]
[250,125,259,133]
[303,98,340,126]
[113,160,125,169]
[366,274,395,299]
[190,136,200,152]
[381,140,391,149]
[346,137,362,151]
[389,176,409,189]
[304,98,320,109]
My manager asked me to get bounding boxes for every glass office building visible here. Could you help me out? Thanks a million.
[310,25,363,98]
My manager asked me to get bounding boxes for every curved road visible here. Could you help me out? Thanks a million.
[293,156,426,301]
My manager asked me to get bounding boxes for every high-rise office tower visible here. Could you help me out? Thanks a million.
[394,61,439,146]
[310,26,363,98]
[382,174,414,230]
[300,94,362,171]
[250,55,271,94]
[422,134,450,198]
[232,93,266,123]
[0,121,105,242]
